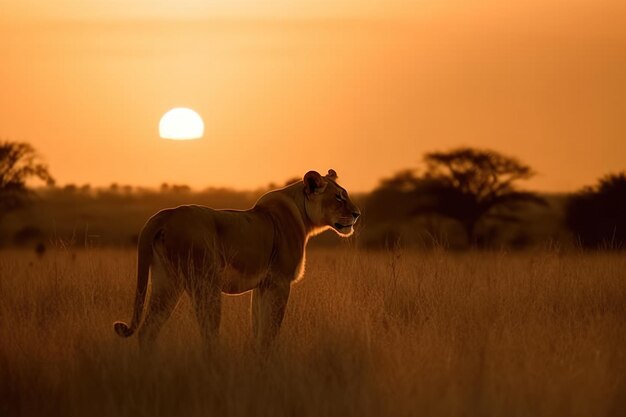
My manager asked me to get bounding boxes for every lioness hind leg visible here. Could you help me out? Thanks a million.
[138,255,182,350]
[189,281,222,350]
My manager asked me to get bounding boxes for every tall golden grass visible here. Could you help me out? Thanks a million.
[0,247,624,416]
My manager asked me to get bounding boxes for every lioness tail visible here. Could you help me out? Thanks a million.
[113,213,163,338]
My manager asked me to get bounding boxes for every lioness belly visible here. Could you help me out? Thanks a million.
[220,265,266,295]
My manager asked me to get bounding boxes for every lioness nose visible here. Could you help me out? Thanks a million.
[352,211,361,219]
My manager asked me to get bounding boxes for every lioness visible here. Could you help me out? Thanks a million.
[114,169,360,348]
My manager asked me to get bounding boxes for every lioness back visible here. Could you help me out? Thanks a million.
[155,205,274,276]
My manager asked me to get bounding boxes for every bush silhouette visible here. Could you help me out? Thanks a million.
[566,172,626,249]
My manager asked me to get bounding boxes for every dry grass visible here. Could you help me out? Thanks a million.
[0,247,624,416]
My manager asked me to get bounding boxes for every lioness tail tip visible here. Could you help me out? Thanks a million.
[113,321,134,338]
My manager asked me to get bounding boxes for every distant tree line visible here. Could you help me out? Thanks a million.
[0,140,625,249]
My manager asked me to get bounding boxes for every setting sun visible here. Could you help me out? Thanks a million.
[158,108,204,140]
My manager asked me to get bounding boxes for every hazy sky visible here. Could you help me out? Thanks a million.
[1,1,625,192]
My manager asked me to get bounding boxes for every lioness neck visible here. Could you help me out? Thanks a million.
[254,182,318,238]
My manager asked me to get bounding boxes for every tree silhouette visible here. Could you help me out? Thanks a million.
[417,147,545,245]
[566,172,626,249]
[0,141,54,216]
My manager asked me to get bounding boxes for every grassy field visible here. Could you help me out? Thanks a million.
[0,247,624,416]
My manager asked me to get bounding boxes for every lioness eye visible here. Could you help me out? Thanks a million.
[335,194,343,202]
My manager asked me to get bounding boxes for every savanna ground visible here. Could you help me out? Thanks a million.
[0,247,624,417]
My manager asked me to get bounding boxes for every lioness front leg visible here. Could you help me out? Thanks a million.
[251,281,290,349]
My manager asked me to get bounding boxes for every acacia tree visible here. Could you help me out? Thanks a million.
[417,147,545,245]
[0,141,54,216]
[566,172,626,248]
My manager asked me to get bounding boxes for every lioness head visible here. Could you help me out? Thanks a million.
[303,169,361,236]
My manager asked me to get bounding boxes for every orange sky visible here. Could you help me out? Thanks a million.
[1,1,625,192]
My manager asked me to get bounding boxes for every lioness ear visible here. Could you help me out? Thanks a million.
[304,171,327,195]
[326,169,338,180]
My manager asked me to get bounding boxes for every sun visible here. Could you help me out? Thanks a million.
[159,108,204,140]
